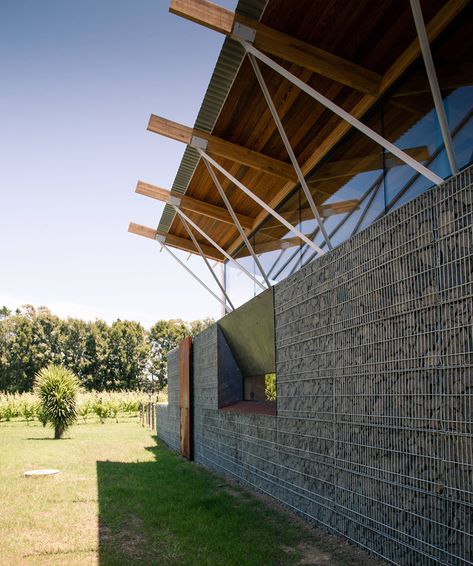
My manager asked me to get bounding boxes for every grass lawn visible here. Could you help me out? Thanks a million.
[0,420,380,566]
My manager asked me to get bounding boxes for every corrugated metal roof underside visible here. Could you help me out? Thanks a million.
[157,0,268,234]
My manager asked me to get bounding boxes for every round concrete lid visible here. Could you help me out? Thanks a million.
[24,469,60,477]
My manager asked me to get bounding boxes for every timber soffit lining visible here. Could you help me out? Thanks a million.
[154,0,468,257]
[157,0,268,234]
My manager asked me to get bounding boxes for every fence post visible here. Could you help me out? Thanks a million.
[155,396,159,434]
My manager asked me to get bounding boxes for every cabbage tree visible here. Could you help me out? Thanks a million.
[34,364,79,438]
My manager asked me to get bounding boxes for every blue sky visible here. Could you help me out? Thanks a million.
[0,0,238,326]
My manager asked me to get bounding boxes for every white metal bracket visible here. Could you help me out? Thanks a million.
[198,148,324,255]
[168,195,181,207]
[248,53,333,250]
[154,234,165,244]
[179,213,235,311]
[231,22,256,43]
[171,203,266,291]
[190,135,208,151]
[156,241,231,312]
[202,156,271,287]
[409,0,458,175]
[239,39,444,187]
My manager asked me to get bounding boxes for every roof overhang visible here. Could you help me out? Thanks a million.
[130,0,468,264]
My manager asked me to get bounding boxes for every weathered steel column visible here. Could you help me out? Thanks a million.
[179,336,193,459]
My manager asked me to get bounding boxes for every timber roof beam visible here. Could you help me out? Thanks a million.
[260,199,361,231]
[135,180,254,229]
[169,0,382,95]
[226,0,466,256]
[128,222,224,262]
[238,236,305,256]
[147,114,297,181]
[308,146,430,184]
[259,200,360,233]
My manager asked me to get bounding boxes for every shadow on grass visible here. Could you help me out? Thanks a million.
[96,437,312,566]
[26,437,72,441]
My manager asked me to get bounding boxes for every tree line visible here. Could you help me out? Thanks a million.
[0,305,213,393]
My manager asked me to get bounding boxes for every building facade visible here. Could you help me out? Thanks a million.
[157,167,472,565]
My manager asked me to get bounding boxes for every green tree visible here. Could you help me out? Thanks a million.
[59,318,93,382]
[34,364,79,438]
[0,306,67,392]
[0,304,214,393]
[104,320,149,390]
[265,373,276,401]
[30,307,62,370]
[0,312,34,392]
[189,318,214,336]
[0,306,11,320]
[85,320,111,390]
[148,319,188,390]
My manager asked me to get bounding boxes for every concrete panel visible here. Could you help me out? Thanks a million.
[218,288,275,376]
[217,326,243,407]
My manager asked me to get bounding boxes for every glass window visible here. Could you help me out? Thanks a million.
[225,12,473,307]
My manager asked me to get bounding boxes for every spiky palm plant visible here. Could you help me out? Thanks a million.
[34,364,79,439]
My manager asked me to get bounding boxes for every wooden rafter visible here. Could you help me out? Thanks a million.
[148,115,296,181]
[260,199,360,232]
[392,63,473,98]
[169,0,382,94]
[238,236,302,256]
[227,0,467,257]
[319,200,361,218]
[136,180,254,229]
[128,222,224,262]
[308,146,430,184]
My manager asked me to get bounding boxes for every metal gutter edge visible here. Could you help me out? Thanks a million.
[157,0,268,234]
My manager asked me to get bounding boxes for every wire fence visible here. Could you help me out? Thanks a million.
[140,401,157,431]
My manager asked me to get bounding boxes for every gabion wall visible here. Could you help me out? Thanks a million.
[158,168,472,565]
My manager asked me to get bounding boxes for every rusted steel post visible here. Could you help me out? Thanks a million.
[179,336,193,459]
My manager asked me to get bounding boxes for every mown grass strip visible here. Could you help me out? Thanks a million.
[0,421,379,566]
